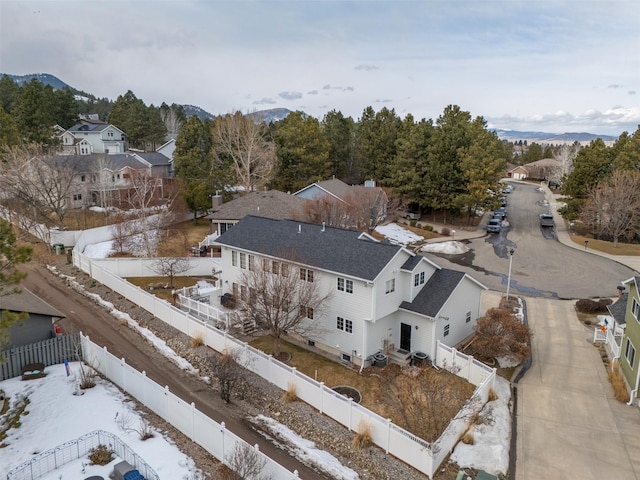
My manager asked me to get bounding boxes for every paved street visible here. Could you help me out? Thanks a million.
[516,297,640,480]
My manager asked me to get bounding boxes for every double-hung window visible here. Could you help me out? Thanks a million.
[337,277,353,293]
[625,339,636,368]
[385,278,396,294]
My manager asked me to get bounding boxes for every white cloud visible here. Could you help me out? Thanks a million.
[1,0,638,135]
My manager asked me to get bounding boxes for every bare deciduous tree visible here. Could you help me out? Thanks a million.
[150,257,191,288]
[226,442,271,480]
[384,368,476,442]
[581,170,640,246]
[295,186,394,232]
[552,142,580,183]
[209,349,245,403]
[212,112,276,193]
[473,307,531,363]
[0,144,78,226]
[239,257,330,357]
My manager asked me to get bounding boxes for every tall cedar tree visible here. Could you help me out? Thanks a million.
[0,219,33,353]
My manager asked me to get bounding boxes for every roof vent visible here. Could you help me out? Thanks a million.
[298,225,301,233]
[321,222,325,232]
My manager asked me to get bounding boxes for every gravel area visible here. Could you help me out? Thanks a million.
[49,259,466,480]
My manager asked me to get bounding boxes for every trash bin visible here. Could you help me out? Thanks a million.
[53,243,65,255]
[66,247,73,264]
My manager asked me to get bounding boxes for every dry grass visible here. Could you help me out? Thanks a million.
[570,234,640,256]
[249,335,474,441]
[609,362,630,403]
[460,430,475,445]
[190,332,205,348]
[401,223,441,240]
[488,388,498,402]
[157,219,211,257]
[352,419,373,449]
[282,382,298,403]
[126,276,213,302]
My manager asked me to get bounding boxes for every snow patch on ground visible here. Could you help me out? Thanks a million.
[421,241,469,255]
[375,223,423,245]
[450,376,511,476]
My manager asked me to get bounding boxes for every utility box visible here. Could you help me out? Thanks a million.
[53,243,65,255]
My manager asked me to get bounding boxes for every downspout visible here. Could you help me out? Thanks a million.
[360,280,376,373]
[627,359,640,406]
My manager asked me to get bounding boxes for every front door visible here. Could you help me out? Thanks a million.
[400,323,411,352]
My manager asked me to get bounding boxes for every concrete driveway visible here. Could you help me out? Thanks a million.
[516,297,640,479]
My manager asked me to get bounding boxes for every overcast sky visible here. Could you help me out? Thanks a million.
[1,0,638,135]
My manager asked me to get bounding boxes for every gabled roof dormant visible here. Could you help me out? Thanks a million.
[293,178,351,202]
[215,215,408,281]
[399,269,487,318]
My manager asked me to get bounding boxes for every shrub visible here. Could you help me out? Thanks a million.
[282,382,298,403]
[441,227,450,236]
[461,430,474,445]
[88,444,113,465]
[410,220,417,227]
[609,362,630,403]
[190,332,205,348]
[352,419,373,449]
[423,224,433,231]
[488,388,498,402]
[575,298,612,314]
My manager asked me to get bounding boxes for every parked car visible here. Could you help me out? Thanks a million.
[502,185,512,194]
[486,218,501,233]
[493,207,507,220]
[539,213,554,228]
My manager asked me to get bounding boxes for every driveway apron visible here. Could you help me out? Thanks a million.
[516,297,640,479]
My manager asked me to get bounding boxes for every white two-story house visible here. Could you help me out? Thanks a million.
[60,119,128,155]
[214,215,487,367]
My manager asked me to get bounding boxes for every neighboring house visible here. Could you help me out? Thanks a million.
[60,119,128,155]
[136,151,173,179]
[214,216,487,366]
[507,158,559,181]
[294,177,353,202]
[156,138,176,163]
[206,190,307,236]
[617,277,640,403]
[60,153,163,209]
[0,288,65,349]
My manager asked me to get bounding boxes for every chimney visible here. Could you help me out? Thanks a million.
[617,285,626,298]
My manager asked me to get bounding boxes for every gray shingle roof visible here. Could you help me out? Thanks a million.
[137,152,172,166]
[56,154,148,172]
[0,288,65,318]
[607,293,628,325]
[215,215,405,280]
[207,191,307,221]
[401,255,422,271]
[399,269,466,317]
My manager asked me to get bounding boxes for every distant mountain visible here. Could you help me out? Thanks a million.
[248,108,293,124]
[493,128,617,144]
[2,72,72,90]
[181,104,215,121]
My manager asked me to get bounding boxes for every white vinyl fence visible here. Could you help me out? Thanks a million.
[7,430,159,480]
[72,243,496,478]
[79,334,300,479]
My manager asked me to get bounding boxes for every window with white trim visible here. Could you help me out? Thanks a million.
[385,278,395,294]
[300,306,313,319]
[414,271,425,287]
[337,316,353,333]
[444,324,450,337]
[625,338,636,368]
[73,194,82,201]
[300,268,314,282]
[633,298,640,321]
[272,261,280,275]
[231,251,238,267]
[466,311,472,323]
[337,277,353,294]
[239,253,247,269]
